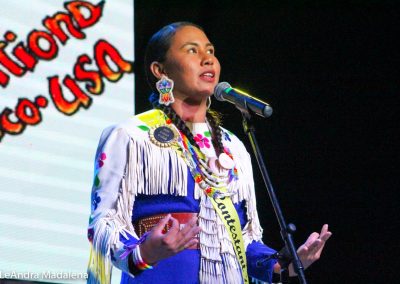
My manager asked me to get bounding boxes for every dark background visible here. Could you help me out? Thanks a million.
[135,1,399,283]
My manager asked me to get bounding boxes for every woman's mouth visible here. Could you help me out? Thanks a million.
[200,71,215,82]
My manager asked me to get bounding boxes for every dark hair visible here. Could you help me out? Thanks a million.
[145,22,225,156]
[144,21,203,92]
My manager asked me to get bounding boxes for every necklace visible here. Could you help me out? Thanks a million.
[179,129,238,198]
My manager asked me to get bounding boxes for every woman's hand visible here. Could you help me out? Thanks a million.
[288,224,332,276]
[139,214,201,264]
[274,224,332,276]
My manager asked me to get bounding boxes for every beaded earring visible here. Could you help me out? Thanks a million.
[156,75,174,106]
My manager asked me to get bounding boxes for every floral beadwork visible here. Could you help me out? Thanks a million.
[224,131,231,142]
[98,152,107,168]
[204,187,220,199]
[223,147,238,182]
[138,125,150,131]
[94,152,107,188]
[92,192,101,211]
[194,133,210,148]
[94,175,100,187]
[87,228,94,243]
[229,167,239,182]
[180,133,238,199]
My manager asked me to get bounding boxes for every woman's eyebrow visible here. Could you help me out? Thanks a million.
[180,42,214,49]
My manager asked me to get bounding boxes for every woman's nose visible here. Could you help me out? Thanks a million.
[201,53,214,66]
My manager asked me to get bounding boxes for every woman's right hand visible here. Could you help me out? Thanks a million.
[139,214,201,264]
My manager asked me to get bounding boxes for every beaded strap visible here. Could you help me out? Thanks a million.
[132,245,153,270]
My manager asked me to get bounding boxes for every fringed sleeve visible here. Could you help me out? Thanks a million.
[227,131,278,283]
[87,126,138,284]
[223,130,263,245]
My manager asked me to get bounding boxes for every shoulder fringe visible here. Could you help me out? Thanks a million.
[129,137,189,196]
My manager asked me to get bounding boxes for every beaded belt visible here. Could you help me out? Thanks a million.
[133,212,200,250]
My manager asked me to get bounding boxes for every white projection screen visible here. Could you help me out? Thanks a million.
[0,1,134,283]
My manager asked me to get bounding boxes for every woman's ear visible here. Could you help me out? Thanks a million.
[150,61,166,79]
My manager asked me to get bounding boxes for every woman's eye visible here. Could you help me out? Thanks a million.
[188,48,197,53]
[207,49,214,54]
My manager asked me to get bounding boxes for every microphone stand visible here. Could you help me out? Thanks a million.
[236,105,308,284]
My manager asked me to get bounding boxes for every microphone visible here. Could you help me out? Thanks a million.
[214,82,273,118]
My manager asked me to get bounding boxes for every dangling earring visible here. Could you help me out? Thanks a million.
[156,75,174,106]
[206,96,212,109]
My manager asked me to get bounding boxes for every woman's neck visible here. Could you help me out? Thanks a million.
[171,96,208,122]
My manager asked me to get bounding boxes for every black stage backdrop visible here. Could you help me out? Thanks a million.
[135,1,398,283]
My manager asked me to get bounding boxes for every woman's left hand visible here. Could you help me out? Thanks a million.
[288,224,332,276]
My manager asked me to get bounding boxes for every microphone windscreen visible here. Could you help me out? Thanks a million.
[214,82,231,101]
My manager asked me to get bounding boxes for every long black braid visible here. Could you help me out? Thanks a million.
[150,93,225,156]
[206,110,225,156]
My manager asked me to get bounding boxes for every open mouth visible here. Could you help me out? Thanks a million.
[200,71,215,82]
[200,72,214,78]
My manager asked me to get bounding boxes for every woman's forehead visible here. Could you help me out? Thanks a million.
[171,26,211,46]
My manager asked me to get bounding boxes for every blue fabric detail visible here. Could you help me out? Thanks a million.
[121,250,201,284]
[246,241,277,282]
[92,192,101,211]
[224,131,231,142]
[118,231,139,262]
[119,230,139,244]
[132,168,199,222]
[233,199,248,229]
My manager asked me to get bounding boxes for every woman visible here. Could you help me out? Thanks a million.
[87,22,332,284]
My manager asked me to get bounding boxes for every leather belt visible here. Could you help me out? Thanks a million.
[133,212,199,250]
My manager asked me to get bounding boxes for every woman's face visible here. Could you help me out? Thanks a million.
[162,25,221,102]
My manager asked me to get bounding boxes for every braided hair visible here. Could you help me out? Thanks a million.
[145,22,225,156]
[149,94,225,156]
